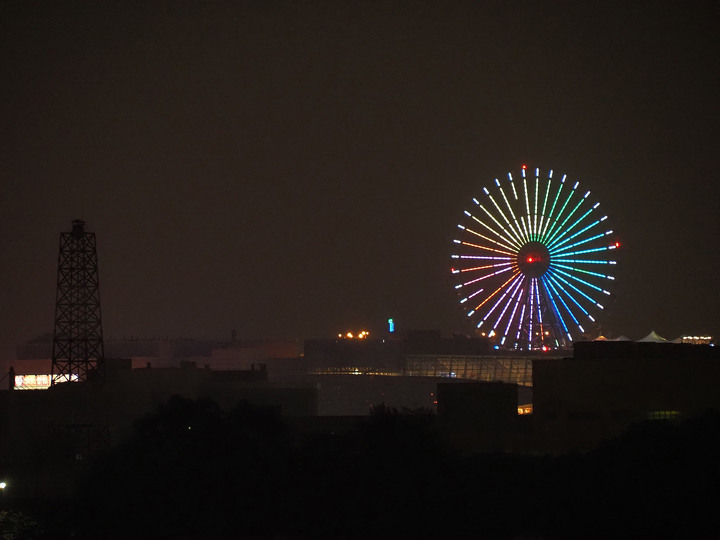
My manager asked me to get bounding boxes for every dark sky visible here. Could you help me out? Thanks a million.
[1,0,718,366]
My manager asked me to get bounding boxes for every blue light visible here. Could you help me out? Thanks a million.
[388,318,395,333]
[453,166,617,349]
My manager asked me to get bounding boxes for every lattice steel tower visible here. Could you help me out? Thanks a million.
[51,219,105,384]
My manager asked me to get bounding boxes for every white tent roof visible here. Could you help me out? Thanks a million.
[637,330,667,343]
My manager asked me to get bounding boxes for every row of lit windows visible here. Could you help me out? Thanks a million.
[310,367,402,376]
[13,373,79,390]
[648,410,681,420]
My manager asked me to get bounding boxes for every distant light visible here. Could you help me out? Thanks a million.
[493,345,500,350]
[522,164,527,169]
[388,318,395,333]
[527,256,534,263]
[0,482,6,489]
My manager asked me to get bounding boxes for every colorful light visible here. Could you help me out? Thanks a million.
[451,166,617,350]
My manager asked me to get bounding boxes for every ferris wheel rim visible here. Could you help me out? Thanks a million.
[451,166,618,350]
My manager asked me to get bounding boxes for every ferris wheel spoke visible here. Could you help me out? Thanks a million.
[546,202,597,250]
[497,190,528,245]
[544,190,587,247]
[544,275,581,322]
[453,239,515,257]
[519,215,531,240]
[527,279,536,347]
[549,226,610,255]
[533,277,545,326]
[452,255,513,263]
[536,176,552,240]
[545,268,604,314]
[547,201,608,252]
[500,284,525,345]
[551,258,616,265]
[487,183,525,246]
[541,277,573,338]
[477,274,525,329]
[508,172,519,201]
[543,180,584,245]
[470,270,521,317]
[454,264,514,289]
[459,286,485,304]
[551,263,615,281]
[457,224,517,253]
[475,200,524,250]
[488,276,525,335]
[553,245,612,258]
[539,174,565,240]
[521,172,532,238]
[531,169,541,239]
[463,210,518,249]
[512,303,527,342]
[548,265,611,295]
[453,262,510,274]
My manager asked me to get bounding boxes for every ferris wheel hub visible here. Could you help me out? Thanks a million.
[451,166,618,351]
[517,241,550,278]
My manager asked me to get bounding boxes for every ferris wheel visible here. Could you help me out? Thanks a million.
[451,166,619,350]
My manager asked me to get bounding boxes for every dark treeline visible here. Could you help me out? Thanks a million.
[17,398,720,538]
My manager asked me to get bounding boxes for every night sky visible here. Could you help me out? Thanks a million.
[1,1,718,367]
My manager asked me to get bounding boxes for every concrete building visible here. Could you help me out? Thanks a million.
[532,340,720,453]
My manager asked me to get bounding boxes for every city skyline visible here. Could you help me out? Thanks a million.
[1,1,718,369]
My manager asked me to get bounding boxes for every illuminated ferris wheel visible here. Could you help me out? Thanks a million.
[451,166,619,350]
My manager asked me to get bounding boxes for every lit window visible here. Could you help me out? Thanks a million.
[648,410,681,421]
